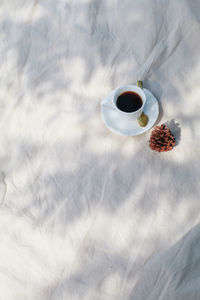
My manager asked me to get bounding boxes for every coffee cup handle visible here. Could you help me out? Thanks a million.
[101,95,116,111]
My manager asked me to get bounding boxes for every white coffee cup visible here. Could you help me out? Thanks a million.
[113,85,146,120]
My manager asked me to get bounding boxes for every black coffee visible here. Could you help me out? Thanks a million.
[116,91,143,112]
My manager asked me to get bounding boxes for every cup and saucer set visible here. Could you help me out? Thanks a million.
[101,82,159,136]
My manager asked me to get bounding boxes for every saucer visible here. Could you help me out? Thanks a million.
[101,88,159,136]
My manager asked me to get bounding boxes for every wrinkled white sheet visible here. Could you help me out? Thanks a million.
[1,0,200,299]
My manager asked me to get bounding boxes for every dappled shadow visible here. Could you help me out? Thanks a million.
[1,0,200,299]
[2,128,200,299]
[45,222,200,300]
[129,223,200,299]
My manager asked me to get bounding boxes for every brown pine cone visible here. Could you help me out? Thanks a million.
[149,124,175,152]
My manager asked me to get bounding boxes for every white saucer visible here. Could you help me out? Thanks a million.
[101,88,159,136]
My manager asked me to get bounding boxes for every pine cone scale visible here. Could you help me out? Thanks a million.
[149,124,175,152]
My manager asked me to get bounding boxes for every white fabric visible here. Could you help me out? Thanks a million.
[0,0,200,299]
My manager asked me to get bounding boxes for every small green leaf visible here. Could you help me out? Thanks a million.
[137,112,148,127]
[137,80,143,89]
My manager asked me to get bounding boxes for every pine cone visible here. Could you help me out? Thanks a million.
[149,124,175,152]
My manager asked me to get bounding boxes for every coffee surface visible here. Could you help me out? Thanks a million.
[116,91,142,112]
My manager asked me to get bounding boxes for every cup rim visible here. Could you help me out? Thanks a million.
[113,84,146,114]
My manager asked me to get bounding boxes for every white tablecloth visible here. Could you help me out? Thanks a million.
[1,1,200,299]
